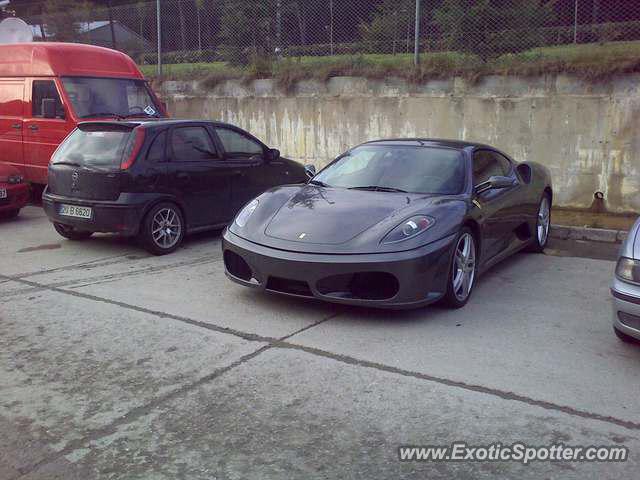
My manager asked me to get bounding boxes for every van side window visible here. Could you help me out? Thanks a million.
[32,81,65,119]
[147,131,167,162]
[0,82,24,117]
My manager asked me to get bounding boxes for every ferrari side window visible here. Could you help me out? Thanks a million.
[473,151,505,186]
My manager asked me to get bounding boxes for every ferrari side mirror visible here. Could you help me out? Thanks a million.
[304,164,316,179]
[475,175,515,194]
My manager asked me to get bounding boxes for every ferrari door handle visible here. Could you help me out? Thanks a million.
[28,125,39,131]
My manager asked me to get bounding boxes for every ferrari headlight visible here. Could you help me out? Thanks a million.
[381,215,435,244]
[235,199,259,227]
[616,257,640,285]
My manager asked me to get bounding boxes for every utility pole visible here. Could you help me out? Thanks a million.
[156,0,162,77]
[414,0,421,65]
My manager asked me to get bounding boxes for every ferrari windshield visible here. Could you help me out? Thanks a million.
[313,145,465,194]
[61,77,162,119]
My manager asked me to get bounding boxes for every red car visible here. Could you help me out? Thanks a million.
[0,163,30,218]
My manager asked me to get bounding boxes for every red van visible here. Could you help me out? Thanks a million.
[0,42,166,189]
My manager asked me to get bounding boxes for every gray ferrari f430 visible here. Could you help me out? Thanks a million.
[222,139,553,309]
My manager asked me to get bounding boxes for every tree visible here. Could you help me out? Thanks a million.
[434,0,554,60]
[218,0,278,64]
[43,0,93,42]
[360,0,414,54]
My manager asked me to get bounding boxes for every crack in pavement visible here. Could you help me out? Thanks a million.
[3,273,639,434]
[14,312,339,478]
[0,254,223,300]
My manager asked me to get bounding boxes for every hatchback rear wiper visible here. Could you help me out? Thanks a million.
[80,112,125,119]
[52,161,81,167]
[349,185,408,193]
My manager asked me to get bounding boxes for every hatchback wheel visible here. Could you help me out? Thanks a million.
[441,227,477,309]
[53,223,94,240]
[139,203,184,255]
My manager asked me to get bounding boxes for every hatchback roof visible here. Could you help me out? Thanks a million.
[0,43,143,78]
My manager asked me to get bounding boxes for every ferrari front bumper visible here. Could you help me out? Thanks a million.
[222,229,458,309]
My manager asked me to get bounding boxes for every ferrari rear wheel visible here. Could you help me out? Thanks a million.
[527,193,551,253]
[441,227,477,309]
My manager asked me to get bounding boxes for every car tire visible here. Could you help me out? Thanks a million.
[527,193,551,253]
[139,202,185,256]
[614,326,639,344]
[441,227,478,309]
[54,223,94,240]
[6,209,20,219]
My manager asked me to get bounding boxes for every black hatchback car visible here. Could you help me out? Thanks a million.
[43,120,306,254]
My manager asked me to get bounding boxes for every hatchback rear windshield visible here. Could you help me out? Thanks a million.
[51,127,132,170]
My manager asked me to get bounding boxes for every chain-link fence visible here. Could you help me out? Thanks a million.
[15,0,640,76]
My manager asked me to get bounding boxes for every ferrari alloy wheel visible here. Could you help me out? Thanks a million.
[527,193,551,253]
[442,227,477,309]
[139,202,185,255]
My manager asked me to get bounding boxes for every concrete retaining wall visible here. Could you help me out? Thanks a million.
[162,74,640,213]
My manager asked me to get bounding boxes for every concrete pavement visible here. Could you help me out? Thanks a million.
[1,206,639,479]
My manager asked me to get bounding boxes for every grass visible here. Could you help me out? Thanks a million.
[141,40,640,89]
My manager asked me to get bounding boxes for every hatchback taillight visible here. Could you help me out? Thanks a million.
[120,128,146,170]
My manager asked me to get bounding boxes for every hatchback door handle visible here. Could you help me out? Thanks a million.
[28,125,39,131]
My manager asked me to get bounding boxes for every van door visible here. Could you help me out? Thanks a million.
[0,79,25,173]
[24,78,74,185]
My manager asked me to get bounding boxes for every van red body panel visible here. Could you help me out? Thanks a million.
[0,43,165,186]
[0,43,144,79]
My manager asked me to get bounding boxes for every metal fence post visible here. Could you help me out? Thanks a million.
[156,0,162,77]
[414,0,421,66]
[573,0,579,43]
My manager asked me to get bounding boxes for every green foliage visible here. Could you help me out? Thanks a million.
[43,0,93,42]
[359,0,414,55]
[218,0,278,65]
[434,0,554,61]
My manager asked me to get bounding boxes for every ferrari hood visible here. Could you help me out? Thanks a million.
[264,185,421,245]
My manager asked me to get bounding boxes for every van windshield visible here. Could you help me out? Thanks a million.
[51,127,132,170]
[61,77,162,119]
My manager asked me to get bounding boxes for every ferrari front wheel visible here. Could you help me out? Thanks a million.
[441,227,477,309]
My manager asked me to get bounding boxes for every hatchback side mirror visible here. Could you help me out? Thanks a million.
[42,98,57,119]
[475,175,515,194]
[266,148,280,162]
[304,164,316,179]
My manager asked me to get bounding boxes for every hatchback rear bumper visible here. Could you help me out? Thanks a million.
[42,188,148,236]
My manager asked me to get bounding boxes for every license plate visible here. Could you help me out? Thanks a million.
[0,188,6,199]
[59,204,92,219]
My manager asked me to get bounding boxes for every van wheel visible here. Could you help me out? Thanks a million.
[54,223,94,240]
[139,202,184,255]
[6,209,20,219]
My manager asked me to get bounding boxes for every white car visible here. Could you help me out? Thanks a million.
[612,217,640,343]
